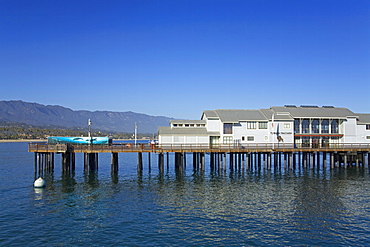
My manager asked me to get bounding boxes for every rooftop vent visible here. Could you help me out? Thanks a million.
[322,106,335,108]
[300,105,319,108]
[284,105,297,108]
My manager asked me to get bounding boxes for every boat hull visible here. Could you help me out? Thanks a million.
[47,136,109,145]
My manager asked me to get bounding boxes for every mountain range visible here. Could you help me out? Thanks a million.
[0,100,174,133]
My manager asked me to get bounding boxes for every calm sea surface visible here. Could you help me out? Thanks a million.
[1,142,370,246]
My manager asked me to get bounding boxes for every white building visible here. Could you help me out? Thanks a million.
[158,105,370,148]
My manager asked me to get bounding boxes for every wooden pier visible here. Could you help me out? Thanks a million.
[29,142,370,177]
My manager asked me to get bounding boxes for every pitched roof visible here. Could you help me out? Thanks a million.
[199,106,361,123]
[270,106,355,118]
[357,114,370,124]
[202,110,219,119]
[213,109,268,123]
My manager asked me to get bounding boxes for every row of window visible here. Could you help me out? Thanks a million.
[246,121,269,129]
[224,122,291,134]
[172,123,206,128]
[223,135,370,144]
[294,119,339,134]
[223,136,255,144]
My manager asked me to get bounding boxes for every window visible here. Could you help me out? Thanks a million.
[247,121,257,129]
[294,119,300,134]
[302,119,310,133]
[311,119,319,133]
[331,120,339,134]
[224,123,233,134]
[242,136,245,141]
[223,136,233,144]
[284,123,291,129]
[247,136,254,141]
[366,124,370,130]
[321,119,329,133]
[367,136,370,140]
[259,122,268,129]
[302,137,310,147]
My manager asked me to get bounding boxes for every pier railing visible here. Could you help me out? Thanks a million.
[29,142,370,153]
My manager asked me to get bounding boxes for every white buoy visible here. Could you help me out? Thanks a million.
[34,177,46,188]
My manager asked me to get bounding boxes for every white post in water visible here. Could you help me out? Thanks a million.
[134,122,137,145]
[88,119,92,144]
[88,119,92,137]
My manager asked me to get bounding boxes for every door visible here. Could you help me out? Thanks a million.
[210,136,220,148]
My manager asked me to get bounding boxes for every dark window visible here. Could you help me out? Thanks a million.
[224,123,233,134]
[331,120,339,134]
[366,124,370,130]
[321,119,329,133]
[312,119,319,133]
[247,136,254,141]
[302,119,310,133]
[294,119,300,134]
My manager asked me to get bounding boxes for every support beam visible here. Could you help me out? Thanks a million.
[137,152,143,173]
[111,153,119,172]
[158,153,164,173]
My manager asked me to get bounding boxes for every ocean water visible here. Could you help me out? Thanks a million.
[1,142,370,246]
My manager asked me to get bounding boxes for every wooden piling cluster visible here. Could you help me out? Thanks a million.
[34,152,54,177]
[30,143,370,177]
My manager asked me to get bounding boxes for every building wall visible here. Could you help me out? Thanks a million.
[343,117,357,143]
[159,135,209,145]
[216,120,294,144]
[206,119,221,132]
[232,121,269,144]
[356,124,370,143]
[269,121,294,144]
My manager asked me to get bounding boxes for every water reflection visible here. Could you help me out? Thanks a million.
[33,188,44,201]
[61,171,77,193]
[29,156,370,246]
[84,171,99,188]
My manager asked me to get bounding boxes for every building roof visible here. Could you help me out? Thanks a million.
[260,108,294,121]
[158,126,219,136]
[216,109,267,122]
[202,109,295,122]
[270,106,356,119]
[357,114,370,124]
[202,110,219,119]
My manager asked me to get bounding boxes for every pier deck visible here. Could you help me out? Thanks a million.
[29,142,370,154]
[28,142,370,178]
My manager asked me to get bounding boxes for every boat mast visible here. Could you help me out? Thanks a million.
[134,122,137,145]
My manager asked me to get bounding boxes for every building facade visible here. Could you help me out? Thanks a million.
[158,106,370,147]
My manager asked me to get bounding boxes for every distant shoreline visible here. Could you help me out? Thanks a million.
[0,139,149,143]
[0,139,47,143]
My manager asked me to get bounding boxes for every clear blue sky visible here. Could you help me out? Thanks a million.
[1,0,369,119]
